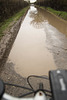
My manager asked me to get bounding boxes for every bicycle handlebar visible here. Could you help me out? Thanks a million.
[1,69,67,100]
[2,91,48,100]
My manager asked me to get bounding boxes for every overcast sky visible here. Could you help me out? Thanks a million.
[30,0,36,3]
[24,0,36,3]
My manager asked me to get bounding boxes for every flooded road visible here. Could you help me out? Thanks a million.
[6,5,67,77]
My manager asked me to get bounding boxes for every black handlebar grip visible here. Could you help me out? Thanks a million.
[0,79,5,98]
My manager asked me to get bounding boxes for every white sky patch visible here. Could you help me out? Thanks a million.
[30,0,36,3]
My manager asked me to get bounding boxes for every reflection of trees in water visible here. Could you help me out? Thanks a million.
[29,7,46,29]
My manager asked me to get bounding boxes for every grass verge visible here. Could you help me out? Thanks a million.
[40,6,67,21]
[0,6,29,39]
[47,7,67,20]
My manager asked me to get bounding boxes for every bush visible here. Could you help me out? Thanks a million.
[0,0,28,23]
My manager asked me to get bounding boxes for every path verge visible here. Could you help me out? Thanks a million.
[0,6,29,67]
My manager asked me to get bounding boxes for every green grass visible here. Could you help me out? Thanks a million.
[40,6,67,21]
[47,7,67,20]
[0,6,29,39]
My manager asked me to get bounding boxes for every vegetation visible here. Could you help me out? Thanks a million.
[0,6,29,39]
[0,0,29,23]
[47,7,67,20]
[50,0,67,11]
[35,0,67,20]
[36,0,67,11]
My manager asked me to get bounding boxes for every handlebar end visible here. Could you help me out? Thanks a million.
[0,79,5,99]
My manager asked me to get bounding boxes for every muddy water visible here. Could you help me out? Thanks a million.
[7,5,67,77]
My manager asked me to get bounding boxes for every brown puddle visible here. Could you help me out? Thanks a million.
[6,5,67,77]
[36,7,67,35]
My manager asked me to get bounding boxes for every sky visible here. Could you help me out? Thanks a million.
[24,0,37,3]
[30,0,36,3]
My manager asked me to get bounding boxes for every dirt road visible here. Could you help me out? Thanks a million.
[0,5,67,97]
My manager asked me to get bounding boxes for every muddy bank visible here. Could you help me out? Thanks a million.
[0,19,21,66]
[45,24,67,69]
[0,8,28,68]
